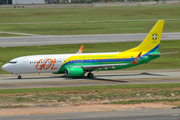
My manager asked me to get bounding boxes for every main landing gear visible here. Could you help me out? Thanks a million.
[18,75,22,79]
[87,72,94,78]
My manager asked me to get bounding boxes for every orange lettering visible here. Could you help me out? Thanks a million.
[51,58,58,70]
[36,59,43,70]
[36,58,57,71]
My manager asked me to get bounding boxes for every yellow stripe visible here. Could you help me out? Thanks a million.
[60,52,146,68]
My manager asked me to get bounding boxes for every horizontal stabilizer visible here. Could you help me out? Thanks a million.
[149,51,178,56]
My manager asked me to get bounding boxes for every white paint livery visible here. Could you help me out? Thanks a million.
[2,52,120,79]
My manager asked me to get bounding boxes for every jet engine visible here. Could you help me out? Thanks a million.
[65,67,84,77]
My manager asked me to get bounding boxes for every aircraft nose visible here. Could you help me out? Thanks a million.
[2,64,10,72]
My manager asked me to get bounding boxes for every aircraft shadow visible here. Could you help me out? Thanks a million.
[4,75,127,83]
[60,72,167,83]
[96,72,167,77]
[3,72,166,83]
[4,76,61,80]
[60,75,128,83]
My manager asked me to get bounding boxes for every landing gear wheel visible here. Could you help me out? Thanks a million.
[87,73,94,78]
[18,75,22,79]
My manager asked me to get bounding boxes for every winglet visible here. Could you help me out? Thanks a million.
[76,45,84,54]
[131,52,142,64]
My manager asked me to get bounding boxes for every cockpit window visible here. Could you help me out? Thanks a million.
[9,61,17,64]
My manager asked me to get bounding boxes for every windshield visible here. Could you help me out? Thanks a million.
[9,61,17,64]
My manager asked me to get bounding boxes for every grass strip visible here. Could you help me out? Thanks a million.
[0,33,28,37]
[0,83,179,94]
[1,5,180,23]
[0,5,180,35]
[0,83,179,108]
[110,99,180,104]
[0,20,180,35]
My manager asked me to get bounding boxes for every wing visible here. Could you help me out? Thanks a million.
[73,52,142,71]
[82,63,129,71]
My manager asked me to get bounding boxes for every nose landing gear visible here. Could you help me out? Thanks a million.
[12,73,22,79]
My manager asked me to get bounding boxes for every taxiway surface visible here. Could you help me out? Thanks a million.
[1,109,179,120]
[0,33,180,47]
[0,69,179,89]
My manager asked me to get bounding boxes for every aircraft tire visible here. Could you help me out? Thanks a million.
[87,73,94,78]
[18,75,22,79]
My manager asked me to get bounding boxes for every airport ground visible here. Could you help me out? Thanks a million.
[0,69,180,89]
[0,38,180,118]
[0,34,180,74]
[0,34,180,120]
[0,5,180,119]
[0,69,179,118]
[0,32,180,47]
[0,105,180,120]
[0,5,180,36]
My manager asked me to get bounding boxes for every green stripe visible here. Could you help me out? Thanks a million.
[54,55,159,74]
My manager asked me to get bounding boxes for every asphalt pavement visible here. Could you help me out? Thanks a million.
[0,69,179,89]
[0,33,180,47]
[0,109,179,120]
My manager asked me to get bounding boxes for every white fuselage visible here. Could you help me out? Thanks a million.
[2,52,119,74]
[2,54,70,74]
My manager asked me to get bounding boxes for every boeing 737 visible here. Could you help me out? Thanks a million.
[2,20,165,79]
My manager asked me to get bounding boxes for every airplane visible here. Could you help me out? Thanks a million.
[2,20,165,79]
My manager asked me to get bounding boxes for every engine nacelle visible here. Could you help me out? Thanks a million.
[65,67,84,77]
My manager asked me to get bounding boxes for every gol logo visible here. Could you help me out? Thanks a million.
[36,58,57,70]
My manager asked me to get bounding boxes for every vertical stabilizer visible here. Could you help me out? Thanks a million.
[125,20,164,53]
